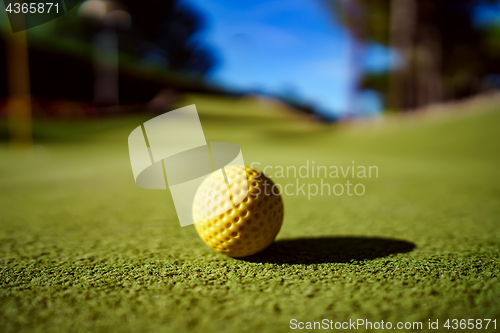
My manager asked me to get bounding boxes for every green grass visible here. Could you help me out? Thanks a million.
[1,97,499,332]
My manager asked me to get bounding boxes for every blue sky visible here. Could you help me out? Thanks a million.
[474,1,500,26]
[183,0,388,117]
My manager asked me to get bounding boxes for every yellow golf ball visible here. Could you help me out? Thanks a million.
[193,165,284,258]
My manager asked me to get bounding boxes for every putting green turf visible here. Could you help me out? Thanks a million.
[0,96,499,332]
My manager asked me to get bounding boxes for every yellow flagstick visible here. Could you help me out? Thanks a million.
[4,12,32,150]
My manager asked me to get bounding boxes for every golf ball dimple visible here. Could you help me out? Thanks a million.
[193,165,284,258]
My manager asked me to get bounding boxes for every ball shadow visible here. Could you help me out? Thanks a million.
[243,237,416,264]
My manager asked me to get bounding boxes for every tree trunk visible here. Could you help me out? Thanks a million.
[389,0,417,111]
[415,25,444,108]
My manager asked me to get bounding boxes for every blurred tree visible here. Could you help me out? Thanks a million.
[328,0,500,111]
[119,0,216,75]
[388,0,418,111]
[52,0,216,76]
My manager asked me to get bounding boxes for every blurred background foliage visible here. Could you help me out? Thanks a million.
[50,0,217,75]
[330,0,500,111]
[1,0,500,129]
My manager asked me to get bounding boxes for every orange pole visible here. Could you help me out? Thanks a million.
[4,18,32,150]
